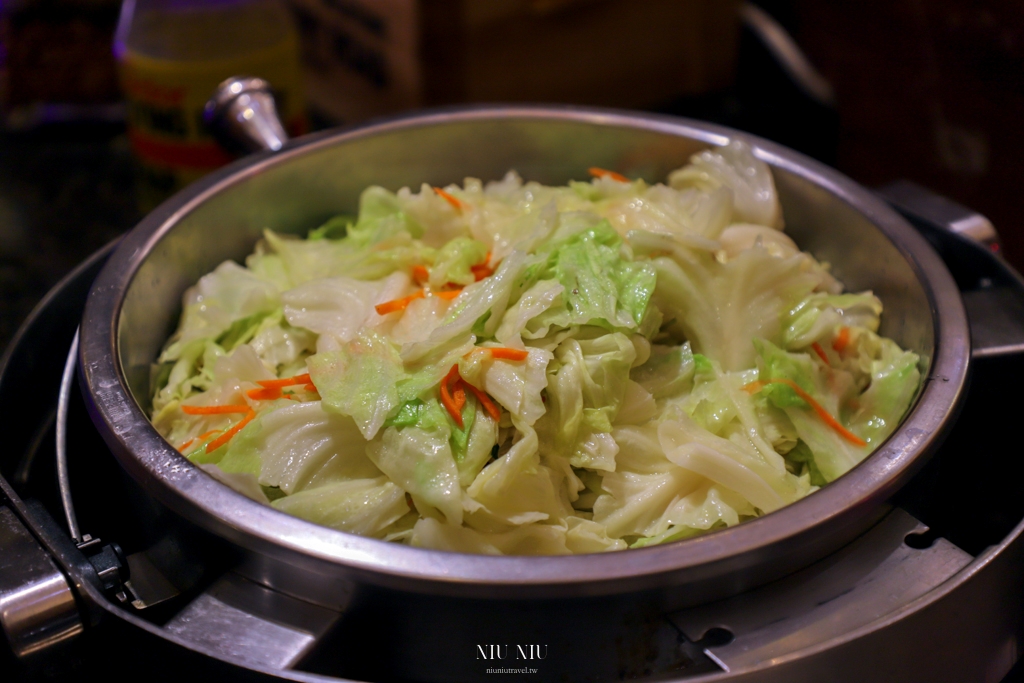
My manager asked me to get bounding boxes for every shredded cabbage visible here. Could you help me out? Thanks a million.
[151,142,921,554]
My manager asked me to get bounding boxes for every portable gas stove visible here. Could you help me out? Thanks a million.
[2,183,1024,683]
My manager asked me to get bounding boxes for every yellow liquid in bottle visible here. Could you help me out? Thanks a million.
[116,0,305,209]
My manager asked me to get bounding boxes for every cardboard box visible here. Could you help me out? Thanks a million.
[287,0,739,124]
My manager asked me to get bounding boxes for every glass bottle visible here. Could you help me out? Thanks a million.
[114,0,304,209]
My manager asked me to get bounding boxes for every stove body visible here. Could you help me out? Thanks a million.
[2,190,1024,683]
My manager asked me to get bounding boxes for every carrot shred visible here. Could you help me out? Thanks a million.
[433,187,466,211]
[588,167,629,183]
[833,327,851,353]
[182,404,251,415]
[742,381,766,395]
[412,265,430,283]
[303,383,318,393]
[463,382,501,422]
[470,252,494,281]
[452,383,466,413]
[181,428,223,453]
[256,373,312,389]
[247,386,282,401]
[440,364,465,428]
[742,378,867,447]
[810,342,830,365]
[488,348,529,361]
[466,347,529,361]
[470,263,493,281]
[375,291,425,315]
[376,288,462,315]
[206,409,257,453]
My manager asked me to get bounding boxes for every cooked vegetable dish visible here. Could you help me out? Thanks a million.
[151,141,920,554]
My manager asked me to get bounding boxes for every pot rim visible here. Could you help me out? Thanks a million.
[79,105,969,599]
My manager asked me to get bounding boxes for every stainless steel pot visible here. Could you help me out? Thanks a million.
[78,101,969,610]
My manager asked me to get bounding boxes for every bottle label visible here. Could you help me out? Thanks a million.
[119,37,305,205]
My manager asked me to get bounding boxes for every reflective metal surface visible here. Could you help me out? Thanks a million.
[740,3,835,106]
[962,286,1024,359]
[666,508,1024,682]
[204,76,289,154]
[669,508,974,674]
[0,506,82,657]
[164,572,340,670]
[78,107,970,607]
[56,330,82,544]
[879,180,1024,362]
[881,179,1001,251]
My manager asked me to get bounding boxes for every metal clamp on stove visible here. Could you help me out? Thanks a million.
[0,502,82,658]
[0,327,145,661]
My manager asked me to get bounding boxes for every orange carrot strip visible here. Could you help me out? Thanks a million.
[182,404,251,415]
[463,382,501,422]
[180,428,222,453]
[440,365,464,428]
[440,365,466,413]
[588,167,629,183]
[303,383,318,393]
[742,378,867,447]
[487,348,529,361]
[247,386,282,401]
[433,187,466,211]
[810,342,830,365]
[206,409,257,453]
[741,381,766,395]
[256,373,312,389]
[466,347,529,361]
[470,264,494,281]
[469,251,494,281]
[833,327,851,353]
[452,382,467,413]
[375,291,425,315]
[376,288,461,315]
[412,265,430,284]
[781,380,867,447]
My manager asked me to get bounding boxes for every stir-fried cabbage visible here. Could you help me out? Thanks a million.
[151,140,921,554]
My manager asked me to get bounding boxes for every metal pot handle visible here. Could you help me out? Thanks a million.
[879,181,1024,359]
[204,76,289,154]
